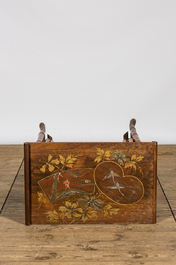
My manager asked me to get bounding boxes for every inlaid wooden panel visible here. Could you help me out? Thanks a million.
[24,142,157,225]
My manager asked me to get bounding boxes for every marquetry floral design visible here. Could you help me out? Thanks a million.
[58,154,78,169]
[123,155,144,176]
[103,205,119,217]
[37,192,47,208]
[58,201,83,219]
[45,209,61,223]
[124,155,144,170]
[94,148,112,163]
[45,200,97,224]
[40,154,78,173]
[76,194,104,211]
[110,150,130,166]
[45,194,119,224]
[94,148,144,175]
[94,148,131,166]
[81,207,98,223]
[40,147,145,224]
[40,155,60,173]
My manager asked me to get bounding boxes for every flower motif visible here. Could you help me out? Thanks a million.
[103,205,119,217]
[81,206,97,222]
[53,172,63,181]
[58,201,83,219]
[40,154,60,173]
[37,192,47,208]
[110,150,130,166]
[124,155,144,171]
[76,194,105,211]
[45,209,61,223]
[63,179,70,190]
[94,148,112,163]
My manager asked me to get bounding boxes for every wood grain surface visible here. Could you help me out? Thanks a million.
[0,145,23,212]
[0,145,175,265]
[24,142,157,224]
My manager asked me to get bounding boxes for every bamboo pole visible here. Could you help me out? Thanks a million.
[36,122,46,142]
[123,131,128,142]
[129,118,141,142]
[45,134,54,142]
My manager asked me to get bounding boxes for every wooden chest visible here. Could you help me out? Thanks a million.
[24,141,157,225]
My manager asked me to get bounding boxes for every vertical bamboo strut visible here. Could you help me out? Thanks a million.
[129,118,141,142]
[36,123,54,142]
[37,122,46,142]
[123,119,141,142]
[123,131,128,142]
[46,134,54,142]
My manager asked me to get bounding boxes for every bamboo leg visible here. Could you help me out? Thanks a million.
[36,122,46,142]
[123,132,128,142]
[45,134,54,142]
[129,118,141,142]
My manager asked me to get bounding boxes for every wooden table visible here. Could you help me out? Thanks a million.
[0,145,176,264]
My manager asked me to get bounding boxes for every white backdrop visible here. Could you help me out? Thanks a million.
[0,0,176,144]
